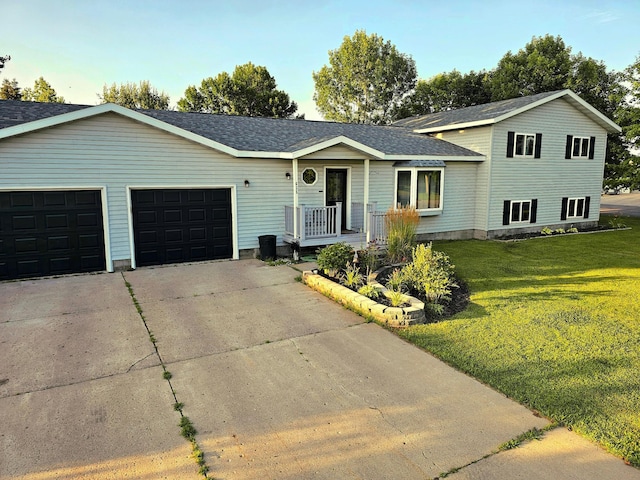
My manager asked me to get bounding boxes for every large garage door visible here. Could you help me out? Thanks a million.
[132,189,233,267]
[0,190,106,280]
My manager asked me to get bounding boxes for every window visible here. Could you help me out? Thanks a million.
[561,196,590,220]
[395,169,443,212]
[502,199,538,225]
[301,168,317,185]
[507,131,542,158]
[565,135,596,159]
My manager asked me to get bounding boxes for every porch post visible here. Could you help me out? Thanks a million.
[364,158,370,242]
[292,157,299,240]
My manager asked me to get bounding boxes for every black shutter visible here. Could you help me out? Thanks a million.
[503,200,511,225]
[530,199,538,223]
[583,196,590,218]
[534,133,542,158]
[561,197,568,220]
[565,135,573,159]
[506,131,515,158]
[588,137,596,159]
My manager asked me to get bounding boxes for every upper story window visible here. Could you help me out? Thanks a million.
[565,135,596,159]
[506,131,542,158]
[395,168,443,212]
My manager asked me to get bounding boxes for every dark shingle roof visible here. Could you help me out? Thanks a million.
[0,100,482,158]
[392,90,564,130]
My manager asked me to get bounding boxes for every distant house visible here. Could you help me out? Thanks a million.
[0,89,621,280]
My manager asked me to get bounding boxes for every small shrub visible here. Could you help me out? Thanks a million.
[385,206,419,263]
[567,227,579,233]
[357,243,384,277]
[555,228,566,234]
[386,289,407,307]
[609,216,627,229]
[541,226,553,235]
[340,264,364,289]
[358,284,380,300]
[385,268,405,292]
[316,242,354,277]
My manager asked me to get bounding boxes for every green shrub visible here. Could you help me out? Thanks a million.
[555,228,566,234]
[385,206,419,263]
[541,226,553,235]
[316,242,354,277]
[340,263,364,289]
[399,243,457,307]
[567,227,579,233]
[386,289,407,307]
[358,284,380,300]
[357,243,384,277]
[385,268,405,292]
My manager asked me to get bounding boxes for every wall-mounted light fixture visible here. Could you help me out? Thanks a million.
[285,172,291,180]
[244,179,250,188]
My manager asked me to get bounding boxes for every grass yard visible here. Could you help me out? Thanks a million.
[397,215,640,467]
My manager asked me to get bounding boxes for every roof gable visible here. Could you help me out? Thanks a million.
[393,89,621,134]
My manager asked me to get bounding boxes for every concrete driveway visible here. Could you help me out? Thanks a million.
[1,260,638,479]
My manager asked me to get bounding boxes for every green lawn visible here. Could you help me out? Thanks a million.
[397,215,640,467]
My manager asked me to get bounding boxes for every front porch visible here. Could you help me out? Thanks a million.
[283,202,387,248]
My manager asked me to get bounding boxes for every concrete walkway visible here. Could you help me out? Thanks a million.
[1,260,638,479]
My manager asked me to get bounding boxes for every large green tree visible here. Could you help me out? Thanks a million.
[100,80,170,110]
[23,76,65,103]
[0,78,21,100]
[178,62,297,118]
[313,30,417,124]
[397,69,491,117]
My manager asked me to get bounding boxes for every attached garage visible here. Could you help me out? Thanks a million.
[131,188,233,267]
[0,190,106,280]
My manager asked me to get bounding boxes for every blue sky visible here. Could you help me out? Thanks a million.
[2,0,639,120]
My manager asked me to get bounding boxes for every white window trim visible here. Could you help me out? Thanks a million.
[571,136,591,158]
[513,132,536,157]
[567,197,586,218]
[394,167,444,214]
[510,200,532,223]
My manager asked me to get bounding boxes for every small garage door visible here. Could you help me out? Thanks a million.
[131,188,232,267]
[0,190,106,280]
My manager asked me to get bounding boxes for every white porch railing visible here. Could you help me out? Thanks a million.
[285,202,388,245]
[284,203,342,241]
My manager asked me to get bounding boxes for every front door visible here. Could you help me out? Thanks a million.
[326,168,348,231]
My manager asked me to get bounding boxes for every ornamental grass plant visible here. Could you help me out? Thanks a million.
[385,206,419,263]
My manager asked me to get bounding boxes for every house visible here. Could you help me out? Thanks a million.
[0,89,621,280]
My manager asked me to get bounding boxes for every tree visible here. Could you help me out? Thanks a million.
[0,55,10,70]
[22,77,65,103]
[178,62,297,118]
[100,81,170,110]
[490,35,573,100]
[0,78,21,100]
[313,30,417,124]
[396,69,491,117]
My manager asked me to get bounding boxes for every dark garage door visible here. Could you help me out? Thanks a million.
[131,188,233,267]
[0,190,106,280]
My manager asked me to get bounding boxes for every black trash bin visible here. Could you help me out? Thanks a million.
[258,235,277,260]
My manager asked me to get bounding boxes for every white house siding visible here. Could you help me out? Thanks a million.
[437,126,493,232]
[0,112,293,264]
[489,99,607,231]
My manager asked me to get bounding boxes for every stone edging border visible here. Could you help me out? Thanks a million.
[302,271,426,327]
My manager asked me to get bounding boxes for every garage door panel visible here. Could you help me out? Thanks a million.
[132,189,232,267]
[0,190,106,280]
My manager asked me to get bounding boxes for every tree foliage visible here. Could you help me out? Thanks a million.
[313,30,417,124]
[178,62,297,118]
[398,69,491,116]
[100,80,170,110]
[23,77,65,103]
[0,78,21,100]
[0,55,10,70]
